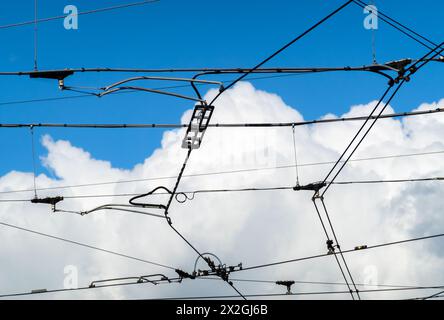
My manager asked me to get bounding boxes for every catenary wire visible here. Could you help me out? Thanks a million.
[0,221,175,270]
[157,286,444,300]
[2,176,443,203]
[1,106,443,128]
[1,150,444,196]
[1,232,443,299]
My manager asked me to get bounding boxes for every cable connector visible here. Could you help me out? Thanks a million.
[354,245,368,251]
[276,281,295,294]
[327,239,340,255]
[175,269,195,280]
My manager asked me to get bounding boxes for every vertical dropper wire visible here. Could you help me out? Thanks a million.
[371,0,377,64]
[34,0,38,70]
[30,126,38,198]
[292,124,300,186]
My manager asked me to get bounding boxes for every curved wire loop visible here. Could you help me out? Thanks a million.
[129,186,171,208]
[193,252,224,274]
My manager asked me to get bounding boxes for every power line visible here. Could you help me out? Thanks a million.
[333,177,444,185]
[0,221,175,270]
[156,286,444,300]
[236,232,444,273]
[208,0,354,105]
[0,273,182,299]
[0,0,160,30]
[2,175,443,203]
[316,45,444,298]
[312,198,358,299]
[0,68,382,107]
[2,150,444,196]
[33,0,38,70]
[126,3,368,294]
[1,106,443,128]
[199,276,427,290]
[1,231,443,299]
[321,41,444,196]
[123,1,358,295]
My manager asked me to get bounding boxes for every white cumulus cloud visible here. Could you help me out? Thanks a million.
[1,82,444,300]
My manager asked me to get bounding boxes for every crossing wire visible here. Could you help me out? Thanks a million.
[0,231,443,299]
[123,1,357,301]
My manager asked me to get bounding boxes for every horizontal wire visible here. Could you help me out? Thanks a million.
[333,177,444,185]
[1,231,443,299]
[158,286,444,300]
[2,176,444,203]
[0,73,311,107]
[1,107,443,128]
[1,149,444,196]
[198,276,431,290]
[0,275,182,299]
[0,221,175,270]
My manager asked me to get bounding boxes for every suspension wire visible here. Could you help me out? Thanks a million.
[0,221,176,270]
[3,176,444,203]
[370,0,377,64]
[29,126,38,199]
[291,125,300,186]
[199,276,427,290]
[209,0,354,105]
[2,106,443,128]
[1,277,442,300]
[33,0,38,70]
[312,198,355,299]
[320,198,361,299]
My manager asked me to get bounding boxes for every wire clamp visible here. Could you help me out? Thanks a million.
[276,281,295,294]
[326,239,339,255]
[31,196,64,212]
[175,269,196,281]
[294,182,326,192]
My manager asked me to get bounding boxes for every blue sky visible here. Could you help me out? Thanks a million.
[0,0,443,176]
